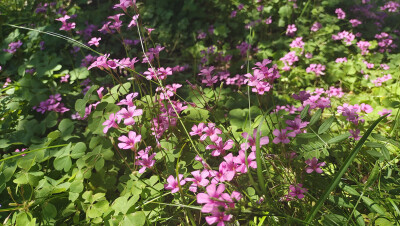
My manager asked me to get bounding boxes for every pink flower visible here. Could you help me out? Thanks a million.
[335,8,346,19]
[60,74,70,83]
[205,212,233,226]
[310,22,322,32]
[190,123,206,136]
[288,184,308,199]
[88,37,101,47]
[15,148,27,157]
[265,16,272,24]
[206,138,234,157]
[118,131,141,150]
[102,113,118,134]
[186,170,209,192]
[240,129,269,151]
[128,15,139,28]
[117,92,139,107]
[116,106,143,125]
[196,183,226,213]
[272,129,296,144]
[113,0,135,12]
[378,109,392,117]
[349,129,361,140]
[164,174,186,193]
[286,24,297,36]
[135,149,156,173]
[200,123,222,142]
[305,157,326,173]
[349,19,362,27]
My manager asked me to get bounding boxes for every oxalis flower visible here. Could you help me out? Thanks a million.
[305,157,325,173]
[288,184,308,199]
[164,174,186,193]
[118,131,141,150]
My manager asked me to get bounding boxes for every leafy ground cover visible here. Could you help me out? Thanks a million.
[1,0,400,225]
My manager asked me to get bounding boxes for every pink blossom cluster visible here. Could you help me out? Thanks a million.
[15,148,27,157]
[33,94,70,114]
[3,40,23,54]
[144,67,172,80]
[332,31,355,45]
[151,100,187,139]
[280,51,299,71]
[357,41,371,55]
[310,22,322,32]
[113,0,135,12]
[142,45,165,63]
[289,37,305,49]
[236,41,252,57]
[98,13,124,34]
[380,1,400,12]
[88,54,139,72]
[156,84,182,100]
[306,64,326,76]
[244,59,280,95]
[287,184,308,199]
[335,8,346,19]
[135,147,156,173]
[337,103,373,125]
[375,32,397,53]
[349,19,362,27]
[55,15,76,31]
[286,24,297,36]
[371,74,392,86]
[294,89,331,111]
[335,57,347,63]
[363,60,374,69]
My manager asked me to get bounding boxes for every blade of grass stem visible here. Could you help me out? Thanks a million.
[305,114,389,223]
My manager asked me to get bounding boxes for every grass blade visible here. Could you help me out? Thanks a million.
[305,114,389,223]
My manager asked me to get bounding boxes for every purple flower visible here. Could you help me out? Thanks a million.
[335,8,346,19]
[186,170,209,193]
[272,129,296,144]
[288,184,308,199]
[135,148,156,173]
[305,157,326,173]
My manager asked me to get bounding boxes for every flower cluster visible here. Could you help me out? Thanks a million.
[332,31,355,45]
[371,74,392,86]
[244,60,280,95]
[357,41,371,55]
[56,15,76,31]
[306,64,326,76]
[33,94,70,114]
[280,51,299,71]
[3,40,23,54]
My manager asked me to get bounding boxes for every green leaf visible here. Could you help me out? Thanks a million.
[54,156,72,172]
[318,116,334,134]
[380,146,390,160]
[365,142,383,148]
[361,196,385,215]
[71,142,86,159]
[123,211,146,226]
[327,132,351,144]
[309,109,322,126]
[75,99,87,118]
[365,162,379,188]
[59,119,75,139]
[300,104,310,119]
[70,180,84,193]
[353,210,365,226]
[322,214,347,226]
[43,203,57,219]
[296,133,317,139]
[328,196,354,208]
[70,67,89,81]
[16,212,36,226]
